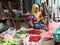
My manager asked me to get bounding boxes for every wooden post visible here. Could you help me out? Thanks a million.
[17,0,21,10]
[8,1,12,16]
[0,1,4,15]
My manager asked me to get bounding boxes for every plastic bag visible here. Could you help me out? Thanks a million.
[48,19,57,31]
[7,27,16,36]
[42,30,53,41]
[4,34,12,39]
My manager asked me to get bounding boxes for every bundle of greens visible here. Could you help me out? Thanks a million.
[16,30,27,34]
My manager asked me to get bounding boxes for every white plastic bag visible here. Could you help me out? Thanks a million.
[4,34,12,39]
[7,27,16,36]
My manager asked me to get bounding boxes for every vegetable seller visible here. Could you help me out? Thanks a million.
[28,4,47,29]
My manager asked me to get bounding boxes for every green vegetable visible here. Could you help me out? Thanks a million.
[2,43,8,45]
[17,30,27,34]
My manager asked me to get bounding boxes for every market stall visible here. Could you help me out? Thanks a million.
[0,19,59,45]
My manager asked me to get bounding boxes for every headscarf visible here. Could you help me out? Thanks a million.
[32,4,40,22]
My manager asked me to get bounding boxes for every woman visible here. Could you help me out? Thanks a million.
[29,4,47,29]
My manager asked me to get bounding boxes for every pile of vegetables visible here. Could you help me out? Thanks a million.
[29,36,41,42]
[0,38,15,45]
[16,30,42,35]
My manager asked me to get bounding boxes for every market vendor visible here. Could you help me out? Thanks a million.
[28,4,47,29]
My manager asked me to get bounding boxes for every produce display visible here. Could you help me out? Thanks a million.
[29,36,41,42]
[0,19,57,45]
[0,28,46,45]
[27,30,42,35]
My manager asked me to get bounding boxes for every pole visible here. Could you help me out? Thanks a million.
[56,0,59,22]
[58,0,59,21]
[51,0,53,20]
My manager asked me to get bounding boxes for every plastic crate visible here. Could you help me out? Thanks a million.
[23,35,43,45]
[53,27,60,42]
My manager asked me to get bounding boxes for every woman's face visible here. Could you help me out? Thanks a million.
[35,7,39,13]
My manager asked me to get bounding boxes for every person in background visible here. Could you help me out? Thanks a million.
[41,3,48,24]
[28,4,47,30]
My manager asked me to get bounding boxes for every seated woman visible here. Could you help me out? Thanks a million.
[28,4,47,30]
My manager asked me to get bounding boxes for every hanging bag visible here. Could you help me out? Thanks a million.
[48,19,57,31]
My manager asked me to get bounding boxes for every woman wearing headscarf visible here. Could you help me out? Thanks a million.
[29,4,47,29]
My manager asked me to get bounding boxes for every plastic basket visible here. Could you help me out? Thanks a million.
[53,27,60,42]
[23,35,43,45]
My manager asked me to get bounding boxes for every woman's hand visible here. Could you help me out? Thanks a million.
[41,20,47,26]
